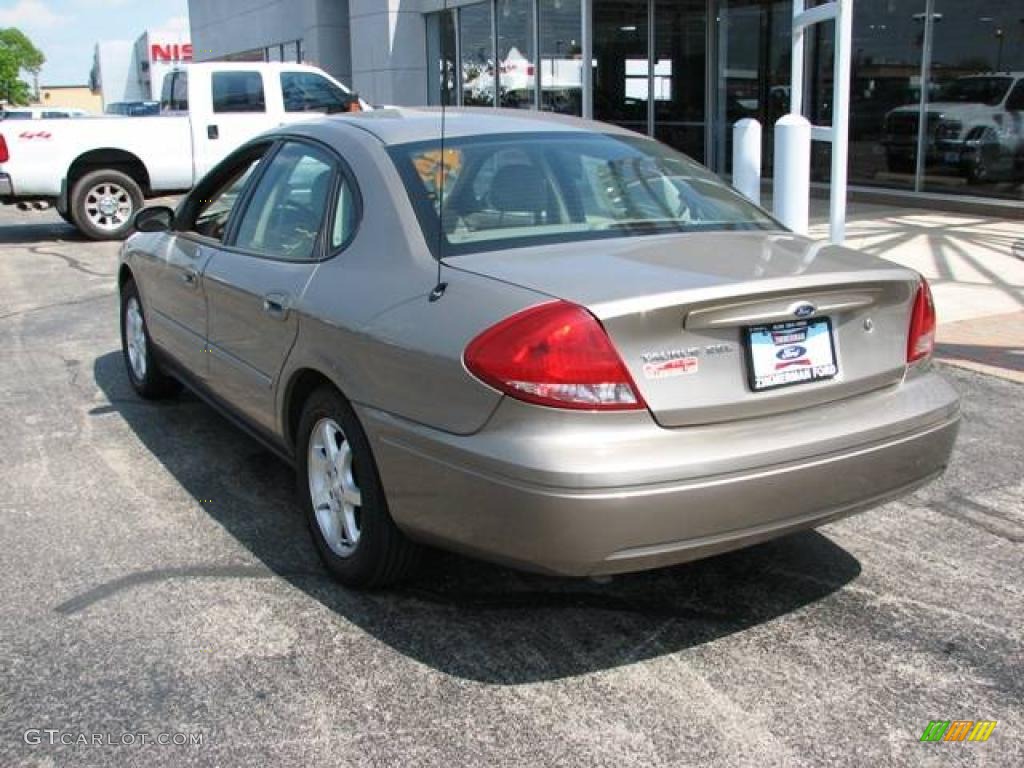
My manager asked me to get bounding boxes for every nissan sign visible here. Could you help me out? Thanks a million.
[150,43,193,62]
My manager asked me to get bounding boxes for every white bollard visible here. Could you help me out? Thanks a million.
[772,113,812,235]
[732,118,762,206]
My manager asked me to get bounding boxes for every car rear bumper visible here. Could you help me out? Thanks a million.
[0,173,13,199]
[360,370,960,576]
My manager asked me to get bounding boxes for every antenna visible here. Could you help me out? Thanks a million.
[429,0,449,303]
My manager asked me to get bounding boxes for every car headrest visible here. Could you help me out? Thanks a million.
[489,164,547,213]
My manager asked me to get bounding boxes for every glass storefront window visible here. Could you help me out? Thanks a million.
[497,0,535,108]
[538,0,583,115]
[461,2,496,107]
[426,11,457,106]
[810,1,926,190]
[714,0,793,176]
[654,0,707,162]
[593,0,650,135]
[924,1,1024,200]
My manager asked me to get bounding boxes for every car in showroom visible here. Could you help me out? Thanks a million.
[119,108,960,587]
[882,72,1024,182]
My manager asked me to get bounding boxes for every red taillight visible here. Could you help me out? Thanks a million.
[907,279,936,363]
[0,135,8,163]
[464,301,646,411]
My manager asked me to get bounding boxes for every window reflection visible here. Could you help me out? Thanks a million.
[497,0,535,108]
[538,0,583,115]
[924,1,1024,199]
[461,3,496,107]
[426,11,456,106]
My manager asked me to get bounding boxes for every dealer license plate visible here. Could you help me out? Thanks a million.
[746,318,838,392]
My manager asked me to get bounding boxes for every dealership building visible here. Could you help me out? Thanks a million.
[91,29,194,110]
[189,0,1023,208]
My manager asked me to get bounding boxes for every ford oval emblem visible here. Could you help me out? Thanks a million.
[777,345,807,361]
[793,302,816,319]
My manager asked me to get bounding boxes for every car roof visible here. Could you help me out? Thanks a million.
[331,107,640,146]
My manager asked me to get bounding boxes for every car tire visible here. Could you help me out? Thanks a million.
[71,169,143,241]
[297,386,420,587]
[120,279,180,399]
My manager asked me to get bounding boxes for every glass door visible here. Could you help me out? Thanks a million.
[713,0,793,175]
[593,0,708,162]
[593,0,650,135]
[654,0,708,161]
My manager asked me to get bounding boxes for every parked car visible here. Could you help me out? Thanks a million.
[1,107,91,119]
[119,109,960,587]
[105,101,161,117]
[0,62,364,240]
[882,72,1024,182]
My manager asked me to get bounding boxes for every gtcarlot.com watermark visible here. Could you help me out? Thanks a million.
[24,729,203,747]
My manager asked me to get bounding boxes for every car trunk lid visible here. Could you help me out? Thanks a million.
[446,231,919,426]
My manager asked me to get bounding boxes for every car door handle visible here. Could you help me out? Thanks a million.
[207,125,219,140]
[181,268,199,287]
[262,293,290,320]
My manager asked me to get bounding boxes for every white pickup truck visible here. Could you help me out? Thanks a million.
[0,62,364,239]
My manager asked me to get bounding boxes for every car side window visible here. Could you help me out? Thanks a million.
[233,142,335,261]
[281,72,356,114]
[331,175,358,250]
[161,71,188,112]
[212,72,266,114]
[190,156,264,242]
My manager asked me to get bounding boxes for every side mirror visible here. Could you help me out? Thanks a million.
[134,206,175,233]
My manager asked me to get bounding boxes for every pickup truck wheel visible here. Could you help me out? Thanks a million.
[965,127,1000,185]
[297,386,421,587]
[71,170,143,241]
[120,279,180,399]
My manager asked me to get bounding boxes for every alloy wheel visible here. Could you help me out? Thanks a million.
[124,296,147,381]
[307,417,363,557]
[85,182,134,232]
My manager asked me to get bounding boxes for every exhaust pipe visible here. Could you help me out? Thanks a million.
[16,202,31,211]
[33,201,51,211]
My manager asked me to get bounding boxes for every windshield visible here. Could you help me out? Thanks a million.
[936,77,1012,106]
[389,132,778,256]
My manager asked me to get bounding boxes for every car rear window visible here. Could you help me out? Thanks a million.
[388,132,778,257]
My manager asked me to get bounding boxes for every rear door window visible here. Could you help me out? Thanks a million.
[161,71,189,112]
[232,142,336,260]
[212,71,266,114]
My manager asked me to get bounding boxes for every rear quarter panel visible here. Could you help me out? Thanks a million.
[277,122,545,438]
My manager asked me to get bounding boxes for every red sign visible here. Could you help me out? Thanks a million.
[150,43,193,62]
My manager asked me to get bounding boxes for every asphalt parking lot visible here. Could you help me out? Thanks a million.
[0,205,1021,767]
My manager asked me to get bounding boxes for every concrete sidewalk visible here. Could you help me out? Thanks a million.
[809,200,1024,383]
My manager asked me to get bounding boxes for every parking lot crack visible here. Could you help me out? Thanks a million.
[0,291,114,321]
[29,245,111,278]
